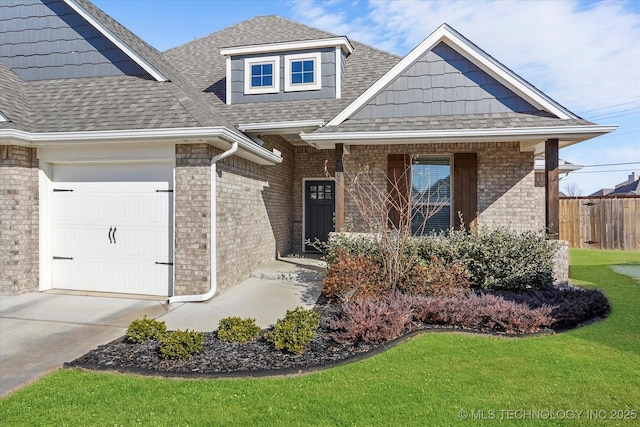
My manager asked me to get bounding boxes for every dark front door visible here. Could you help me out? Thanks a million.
[304,180,335,251]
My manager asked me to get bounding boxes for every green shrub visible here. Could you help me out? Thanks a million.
[159,329,205,360]
[217,317,261,344]
[265,307,320,354]
[414,227,557,291]
[324,233,379,267]
[125,316,167,343]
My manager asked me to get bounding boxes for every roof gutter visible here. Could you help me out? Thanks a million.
[168,141,239,304]
[301,124,618,151]
[0,127,282,165]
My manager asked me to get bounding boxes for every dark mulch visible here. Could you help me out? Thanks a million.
[66,287,610,378]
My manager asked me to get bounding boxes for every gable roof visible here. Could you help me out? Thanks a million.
[0,0,280,164]
[328,24,579,126]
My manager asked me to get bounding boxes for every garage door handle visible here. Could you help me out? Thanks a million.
[113,227,117,244]
[108,227,113,244]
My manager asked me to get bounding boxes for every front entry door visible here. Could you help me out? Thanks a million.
[304,180,335,251]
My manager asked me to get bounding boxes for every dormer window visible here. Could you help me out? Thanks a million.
[222,37,353,104]
[284,52,321,92]
[244,56,280,94]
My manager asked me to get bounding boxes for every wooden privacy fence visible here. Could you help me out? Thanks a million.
[559,196,640,251]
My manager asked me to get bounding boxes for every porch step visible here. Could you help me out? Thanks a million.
[249,258,326,283]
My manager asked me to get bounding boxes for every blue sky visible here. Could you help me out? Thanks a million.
[94,0,640,196]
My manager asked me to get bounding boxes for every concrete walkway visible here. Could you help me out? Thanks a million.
[0,257,324,397]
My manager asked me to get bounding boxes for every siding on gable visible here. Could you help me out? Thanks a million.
[353,42,538,119]
[230,48,336,104]
[0,0,147,81]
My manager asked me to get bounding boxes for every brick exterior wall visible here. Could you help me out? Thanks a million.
[0,146,39,295]
[293,146,335,250]
[292,142,543,251]
[174,136,293,296]
[174,144,212,296]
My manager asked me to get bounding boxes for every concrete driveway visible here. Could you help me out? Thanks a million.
[0,257,323,397]
[0,293,168,397]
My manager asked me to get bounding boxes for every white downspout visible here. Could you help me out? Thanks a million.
[168,141,238,303]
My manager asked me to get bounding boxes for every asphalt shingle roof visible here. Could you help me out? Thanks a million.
[314,112,595,133]
[0,62,31,130]
[164,15,401,125]
[24,75,202,132]
[1,0,246,135]
[1,3,603,138]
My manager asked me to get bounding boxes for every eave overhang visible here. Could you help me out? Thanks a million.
[301,124,618,155]
[220,37,354,56]
[0,127,282,165]
[238,120,325,135]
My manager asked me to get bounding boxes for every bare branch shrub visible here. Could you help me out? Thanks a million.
[325,158,448,292]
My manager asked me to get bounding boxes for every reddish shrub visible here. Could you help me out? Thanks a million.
[412,293,555,334]
[327,292,414,344]
[400,256,471,297]
[322,250,385,301]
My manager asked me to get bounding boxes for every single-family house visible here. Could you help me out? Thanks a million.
[0,0,616,300]
[589,173,639,197]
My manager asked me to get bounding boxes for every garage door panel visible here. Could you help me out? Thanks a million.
[51,163,173,296]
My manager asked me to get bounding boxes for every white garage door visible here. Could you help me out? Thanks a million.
[51,163,173,296]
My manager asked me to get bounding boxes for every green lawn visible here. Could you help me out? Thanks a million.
[2,249,639,426]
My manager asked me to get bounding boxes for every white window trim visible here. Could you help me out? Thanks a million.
[410,155,453,233]
[244,56,280,95]
[284,52,321,92]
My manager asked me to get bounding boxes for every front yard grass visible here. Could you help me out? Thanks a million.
[1,249,639,426]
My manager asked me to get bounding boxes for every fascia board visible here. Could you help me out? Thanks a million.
[302,124,618,146]
[64,0,168,82]
[328,24,578,126]
[0,127,282,165]
[238,120,325,133]
[220,37,353,56]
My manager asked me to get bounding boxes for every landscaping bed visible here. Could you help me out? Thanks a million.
[66,285,610,377]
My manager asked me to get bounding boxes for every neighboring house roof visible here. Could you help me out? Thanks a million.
[589,173,640,196]
[164,15,401,125]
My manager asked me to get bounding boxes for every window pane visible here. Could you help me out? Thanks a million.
[310,186,317,192]
[318,192,324,199]
[303,60,314,72]
[292,73,302,84]
[291,61,302,72]
[411,157,451,234]
[251,76,261,87]
[262,63,272,74]
[251,64,261,75]
[263,76,272,86]
[302,71,314,83]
